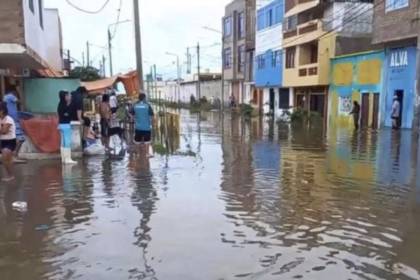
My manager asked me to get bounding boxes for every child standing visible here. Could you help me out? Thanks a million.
[0,103,16,181]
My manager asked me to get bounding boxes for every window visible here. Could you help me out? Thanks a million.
[285,47,296,68]
[224,17,232,37]
[257,10,266,31]
[284,15,297,30]
[278,89,290,109]
[310,43,318,63]
[386,0,409,12]
[238,12,245,39]
[224,48,232,69]
[238,45,245,72]
[38,0,44,29]
[267,9,273,26]
[29,0,34,13]
[257,54,265,69]
[272,50,281,67]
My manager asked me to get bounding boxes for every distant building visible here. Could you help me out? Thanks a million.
[222,0,246,105]
[372,0,417,129]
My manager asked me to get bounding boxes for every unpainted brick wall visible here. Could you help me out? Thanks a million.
[372,0,418,44]
[0,0,24,44]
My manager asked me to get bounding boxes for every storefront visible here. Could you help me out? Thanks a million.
[382,46,417,129]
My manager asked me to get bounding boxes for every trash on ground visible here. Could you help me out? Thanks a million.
[12,201,27,212]
[35,225,50,231]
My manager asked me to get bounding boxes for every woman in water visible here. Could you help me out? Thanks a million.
[0,103,17,181]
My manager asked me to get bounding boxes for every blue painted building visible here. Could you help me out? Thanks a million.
[382,46,417,129]
[255,0,291,119]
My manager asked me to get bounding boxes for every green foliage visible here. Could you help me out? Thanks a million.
[70,66,101,82]
[279,108,322,124]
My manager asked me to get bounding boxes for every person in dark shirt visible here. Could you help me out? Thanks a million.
[57,90,71,124]
[349,101,361,129]
[70,86,87,123]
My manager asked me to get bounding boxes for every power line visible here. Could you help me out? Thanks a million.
[65,0,111,14]
[111,0,123,39]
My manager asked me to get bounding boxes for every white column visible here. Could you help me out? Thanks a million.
[70,121,83,153]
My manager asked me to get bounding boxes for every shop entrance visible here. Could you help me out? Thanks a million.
[394,90,404,127]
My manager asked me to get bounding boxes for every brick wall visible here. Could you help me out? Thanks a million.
[372,0,418,44]
[0,0,24,45]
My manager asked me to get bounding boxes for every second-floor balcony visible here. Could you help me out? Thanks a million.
[283,19,326,48]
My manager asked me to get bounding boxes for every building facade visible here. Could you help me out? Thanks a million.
[255,0,292,119]
[283,0,374,119]
[0,0,63,72]
[222,0,246,105]
[329,51,384,129]
[244,0,256,107]
[372,0,417,129]
[161,73,229,105]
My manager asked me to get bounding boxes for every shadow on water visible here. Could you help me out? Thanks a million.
[1,111,420,279]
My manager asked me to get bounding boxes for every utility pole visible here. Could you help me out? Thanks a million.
[149,66,153,97]
[82,52,85,66]
[186,48,191,74]
[107,29,113,76]
[176,55,180,103]
[133,0,144,91]
[197,42,201,100]
[413,16,420,138]
[153,64,158,101]
[102,55,106,77]
[86,41,90,67]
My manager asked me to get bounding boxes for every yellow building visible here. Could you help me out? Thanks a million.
[282,0,374,119]
[329,50,384,129]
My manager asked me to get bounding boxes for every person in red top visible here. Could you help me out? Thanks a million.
[349,101,361,129]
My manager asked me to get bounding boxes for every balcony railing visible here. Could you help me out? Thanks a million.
[298,63,318,77]
[283,19,322,39]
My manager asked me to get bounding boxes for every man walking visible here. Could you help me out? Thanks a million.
[391,95,400,129]
[129,92,155,157]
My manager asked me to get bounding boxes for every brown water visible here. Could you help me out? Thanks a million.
[1,111,420,280]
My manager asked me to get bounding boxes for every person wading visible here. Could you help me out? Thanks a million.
[129,92,155,157]
[0,103,17,181]
[3,85,25,162]
[349,101,361,129]
[99,94,111,150]
[391,95,400,129]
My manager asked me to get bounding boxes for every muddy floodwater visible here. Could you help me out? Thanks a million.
[1,111,420,280]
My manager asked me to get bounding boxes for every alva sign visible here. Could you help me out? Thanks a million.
[389,50,408,67]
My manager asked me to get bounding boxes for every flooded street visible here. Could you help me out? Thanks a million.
[1,111,420,280]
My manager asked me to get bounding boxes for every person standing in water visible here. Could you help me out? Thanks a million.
[349,101,361,129]
[0,103,17,181]
[3,85,25,161]
[391,95,400,129]
[99,93,111,149]
[129,92,155,157]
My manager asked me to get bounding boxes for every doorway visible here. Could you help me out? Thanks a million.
[309,94,325,118]
[361,93,369,127]
[269,88,275,111]
[372,93,379,129]
[394,90,404,127]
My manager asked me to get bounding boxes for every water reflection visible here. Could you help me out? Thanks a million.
[0,113,420,279]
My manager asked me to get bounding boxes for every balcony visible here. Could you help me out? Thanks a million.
[284,63,320,87]
[285,0,320,18]
[283,19,327,48]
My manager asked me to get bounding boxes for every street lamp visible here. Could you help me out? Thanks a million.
[202,26,225,111]
[108,20,130,77]
[166,52,181,103]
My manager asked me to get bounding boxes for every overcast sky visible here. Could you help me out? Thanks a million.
[44,0,228,79]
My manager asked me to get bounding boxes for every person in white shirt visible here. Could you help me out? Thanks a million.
[108,88,118,113]
[0,103,16,181]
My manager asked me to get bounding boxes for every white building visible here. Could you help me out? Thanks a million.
[161,73,229,105]
[0,0,63,72]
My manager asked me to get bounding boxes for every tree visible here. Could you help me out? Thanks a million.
[70,66,101,82]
